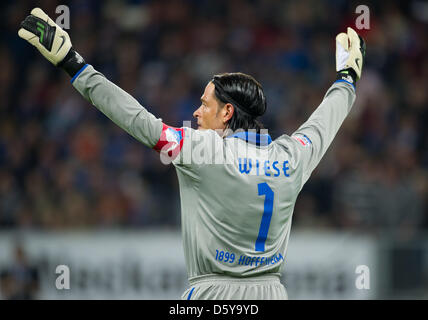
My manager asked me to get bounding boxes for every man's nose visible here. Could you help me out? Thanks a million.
[193,106,201,118]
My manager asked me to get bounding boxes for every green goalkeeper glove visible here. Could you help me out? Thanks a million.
[18,8,86,78]
[335,27,366,86]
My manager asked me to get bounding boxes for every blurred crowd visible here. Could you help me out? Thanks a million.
[1,0,427,234]
[0,243,39,300]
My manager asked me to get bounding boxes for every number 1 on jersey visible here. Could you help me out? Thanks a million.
[256,182,274,252]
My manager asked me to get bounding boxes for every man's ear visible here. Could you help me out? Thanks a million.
[223,103,234,123]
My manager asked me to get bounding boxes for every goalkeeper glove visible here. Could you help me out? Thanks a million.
[335,27,366,86]
[18,8,86,78]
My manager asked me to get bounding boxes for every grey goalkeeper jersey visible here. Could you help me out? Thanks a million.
[72,65,356,282]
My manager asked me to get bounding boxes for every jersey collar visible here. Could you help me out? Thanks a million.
[225,131,272,146]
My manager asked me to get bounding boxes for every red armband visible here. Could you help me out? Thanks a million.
[153,123,185,160]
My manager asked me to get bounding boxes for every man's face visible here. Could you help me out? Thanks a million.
[193,82,229,131]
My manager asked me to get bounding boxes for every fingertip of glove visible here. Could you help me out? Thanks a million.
[18,28,30,39]
[31,7,44,17]
[347,27,358,37]
[336,32,347,40]
[349,28,363,44]
[336,33,349,51]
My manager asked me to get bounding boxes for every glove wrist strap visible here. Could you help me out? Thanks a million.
[57,48,86,78]
[336,68,357,85]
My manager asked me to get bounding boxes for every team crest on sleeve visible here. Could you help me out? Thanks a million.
[153,124,185,160]
[165,127,183,152]
[293,134,312,147]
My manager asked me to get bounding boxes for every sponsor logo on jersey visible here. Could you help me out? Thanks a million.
[293,134,312,147]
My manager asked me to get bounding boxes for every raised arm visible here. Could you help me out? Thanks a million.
[288,27,366,185]
[71,65,163,148]
[18,8,184,155]
[291,81,356,185]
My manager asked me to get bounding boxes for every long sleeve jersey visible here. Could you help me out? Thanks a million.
[72,64,356,282]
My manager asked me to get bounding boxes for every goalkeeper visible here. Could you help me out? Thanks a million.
[19,8,366,300]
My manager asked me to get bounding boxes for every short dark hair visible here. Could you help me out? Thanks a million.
[211,72,266,133]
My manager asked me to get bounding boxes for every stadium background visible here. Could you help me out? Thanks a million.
[0,0,427,299]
